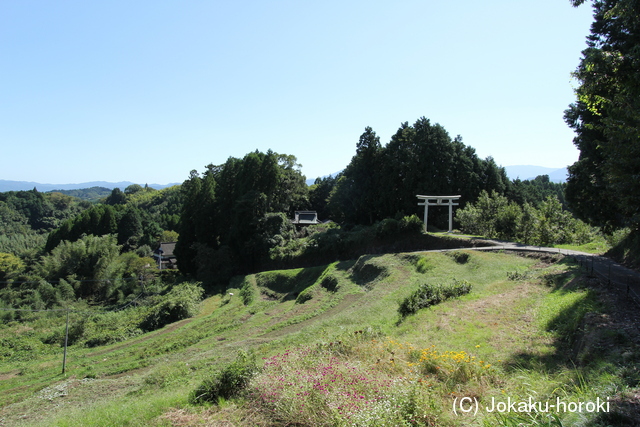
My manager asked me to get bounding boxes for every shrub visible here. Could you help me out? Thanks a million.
[375,218,399,238]
[375,215,423,239]
[415,257,435,273]
[320,274,339,292]
[398,279,472,318]
[239,279,254,305]
[190,351,258,404]
[399,214,424,234]
[506,270,529,281]
[139,282,203,331]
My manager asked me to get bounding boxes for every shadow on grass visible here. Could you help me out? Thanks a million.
[502,260,602,374]
[255,265,328,300]
[349,254,390,288]
[499,259,640,425]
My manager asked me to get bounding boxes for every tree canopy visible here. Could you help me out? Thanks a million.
[327,118,509,227]
[174,150,309,284]
[565,0,640,229]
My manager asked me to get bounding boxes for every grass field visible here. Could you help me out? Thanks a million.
[1,249,638,426]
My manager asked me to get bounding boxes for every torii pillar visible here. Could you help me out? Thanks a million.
[417,195,461,232]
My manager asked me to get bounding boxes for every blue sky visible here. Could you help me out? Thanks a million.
[1,1,594,185]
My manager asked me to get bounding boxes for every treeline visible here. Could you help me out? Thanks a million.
[173,119,570,287]
[323,119,510,225]
[45,185,182,253]
[312,119,565,226]
[171,119,513,286]
[0,115,614,313]
[175,150,308,285]
[49,186,114,201]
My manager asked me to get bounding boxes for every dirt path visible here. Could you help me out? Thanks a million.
[422,236,640,309]
[260,293,364,339]
[86,295,220,359]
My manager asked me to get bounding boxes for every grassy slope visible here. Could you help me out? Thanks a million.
[0,249,637,426]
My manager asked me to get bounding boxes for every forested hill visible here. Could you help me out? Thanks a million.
[46,187,113,201]
[0,180,180,193]
[0,114,626,312]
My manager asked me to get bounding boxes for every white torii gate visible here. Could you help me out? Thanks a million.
[417,195,461,233]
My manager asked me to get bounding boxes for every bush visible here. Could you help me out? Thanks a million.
[415,256,435,273]
[398,279,472,318]
[190,351,258,404]
[239,279,254,305]
[399,214,424,234]
[376,215,423,239]
[456,191,603,247]
[320,274,339,292]
[375,218,399,238]
[139,282,203,331]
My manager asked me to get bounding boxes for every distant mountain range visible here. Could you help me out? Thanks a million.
[305,171,342,186]
[0,180,180,193]
[503,165,568,183]
[1,165,567,193]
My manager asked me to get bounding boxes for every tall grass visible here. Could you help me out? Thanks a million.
[238,331,499,426]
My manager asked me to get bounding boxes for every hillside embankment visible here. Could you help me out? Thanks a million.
[2,242,640,426]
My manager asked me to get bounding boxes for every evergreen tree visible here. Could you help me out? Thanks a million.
[174,170,203,276]
[566,0,640,228]
[329,118,510,227]
[308,175,337,220]
[105,188,127,205]
[175,150,308,281]
[328,127,382,224]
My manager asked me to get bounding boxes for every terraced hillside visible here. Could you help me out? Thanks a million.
[1,250,638,426]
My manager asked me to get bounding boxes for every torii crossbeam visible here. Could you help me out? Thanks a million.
[416,195,461,232]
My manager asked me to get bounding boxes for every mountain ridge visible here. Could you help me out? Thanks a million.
[0,180,181,192]
[1,165,567,192]
[503,165,568,183]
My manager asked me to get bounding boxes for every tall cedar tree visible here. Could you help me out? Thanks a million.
[329,118,509,226]
[175,150,308,279]
[566,0,640,229]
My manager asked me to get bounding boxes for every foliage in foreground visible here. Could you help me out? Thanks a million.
[4,247,639,426]
[0,281,204,361]
[191,331,499,426]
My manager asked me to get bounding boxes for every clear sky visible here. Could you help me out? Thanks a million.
[1,1,594,185]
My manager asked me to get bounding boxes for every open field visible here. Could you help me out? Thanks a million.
[1,249,639,426]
